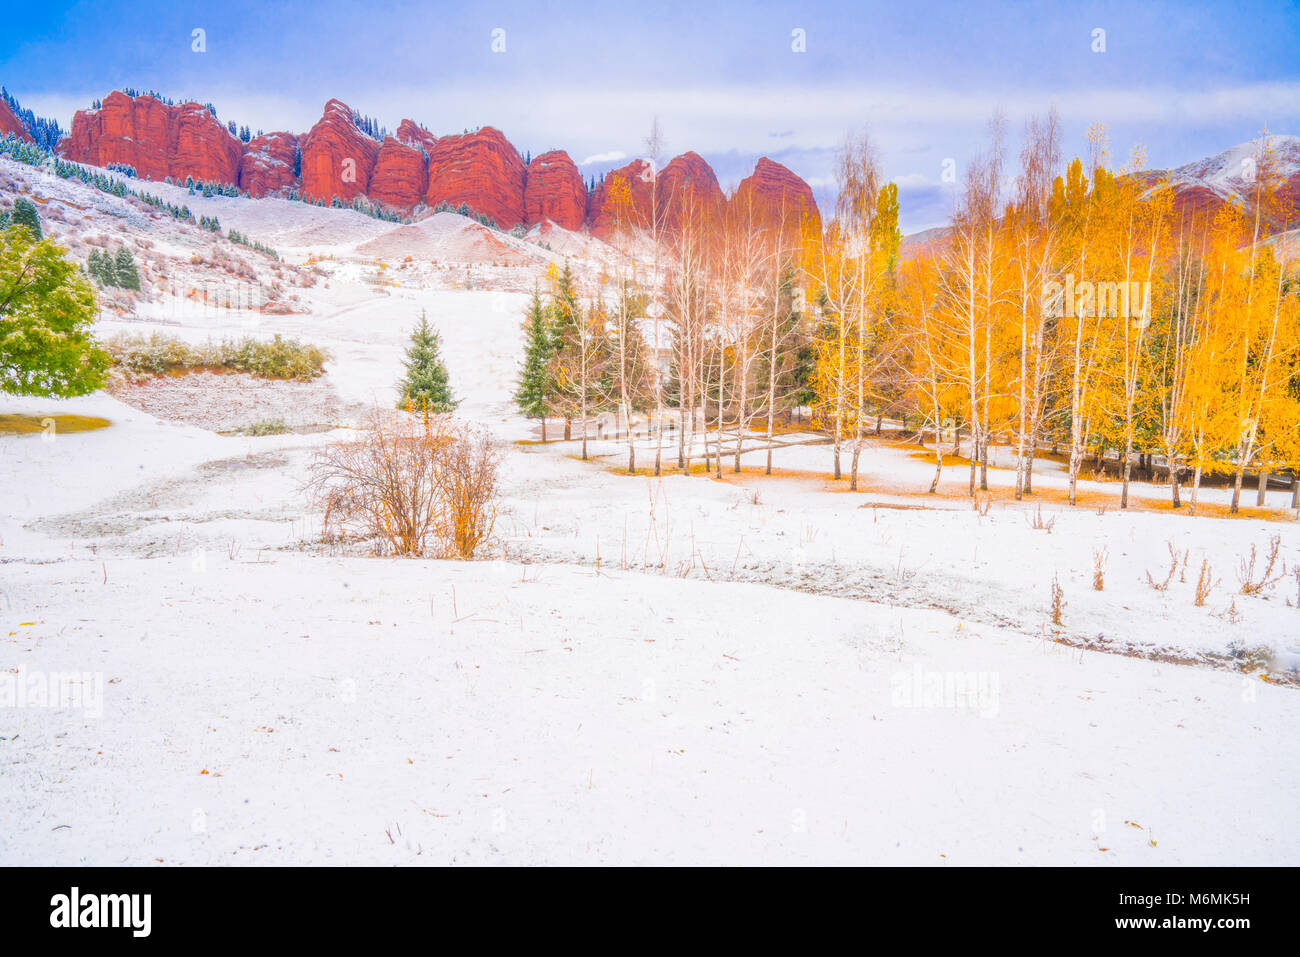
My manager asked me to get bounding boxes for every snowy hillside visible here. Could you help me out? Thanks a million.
[1163,133,1300,200]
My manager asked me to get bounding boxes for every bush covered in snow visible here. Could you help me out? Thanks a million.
[106,332,328,380]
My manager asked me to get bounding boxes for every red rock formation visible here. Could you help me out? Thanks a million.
[172,102,244,185]
[587,153,734,236]
[425,126,526,227]
[0,99,31,141]
[238,131,298,197]
[732,157,820,230]
[61,90,242,184]
[523,150,585,230]
[395,119,438,155]
[299,99,380,204]
[658,151,724,229]
[55,87,832,241]
[369,136,429,210]
[586,158,655,237]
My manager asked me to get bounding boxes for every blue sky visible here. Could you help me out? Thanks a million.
[4,0,1299,231]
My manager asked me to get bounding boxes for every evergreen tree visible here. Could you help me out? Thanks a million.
[0,198,42,239]
[86,247,120,286]
[396,311,457,411]
[514,288,553,438]
[546,262,586,440]
[86,248,105,285]
[113,246,140,290]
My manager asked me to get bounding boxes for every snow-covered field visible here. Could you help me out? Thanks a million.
[2,157,1298,865]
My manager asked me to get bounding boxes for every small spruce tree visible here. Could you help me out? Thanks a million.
[396,311,457,411]
[514,288,553,439]
[1,198,42,240]
[113,246,140,290]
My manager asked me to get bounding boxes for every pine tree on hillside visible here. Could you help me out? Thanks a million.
[86,248,107,285]
[396,311,457,412]
[0,198,42,239]
[514,288,553,439]
[113,246,140,290]
[86,247,122,287]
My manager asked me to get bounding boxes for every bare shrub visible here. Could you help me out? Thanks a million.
[1050,575,1066,626]
[1217,599,1243,624]
[1092,547,1107,591]
[1145,541,1179,592]
[1194,559,1219,607]
[439,424,503,559]
[1237,534,1284,596]
[308,409,501,559]
[1028,503,1055,532]
[972,492,992,517]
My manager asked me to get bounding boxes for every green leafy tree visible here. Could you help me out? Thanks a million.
[396,310,457,411]
[0,225,108,396]
[514,288,553,439]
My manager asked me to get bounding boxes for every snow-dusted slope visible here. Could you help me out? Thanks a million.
[1163,133,1300,198]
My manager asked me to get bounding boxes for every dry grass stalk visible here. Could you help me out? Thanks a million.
[1050,574,1066,626]
[1237,534,1284,596]
[1194,559,1219,607]
[1145,541,1179,592]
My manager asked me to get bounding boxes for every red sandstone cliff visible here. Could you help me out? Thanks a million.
[238,131,298,197]
[61,90,242,185]
[523,150,586,230]
[425,126,527,227]
[0,99,31,141]
[298,98,380,204]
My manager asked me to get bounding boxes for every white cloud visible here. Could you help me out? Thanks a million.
[578,150,627,166]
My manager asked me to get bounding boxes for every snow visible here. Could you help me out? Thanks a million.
[4,553,1295,865]
[1158,133,1300,203]
[1,154,1297,865]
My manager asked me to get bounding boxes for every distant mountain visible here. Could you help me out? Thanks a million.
[899,225,950,258]
[1131,133,1300,230]
[899,135,1300,257]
